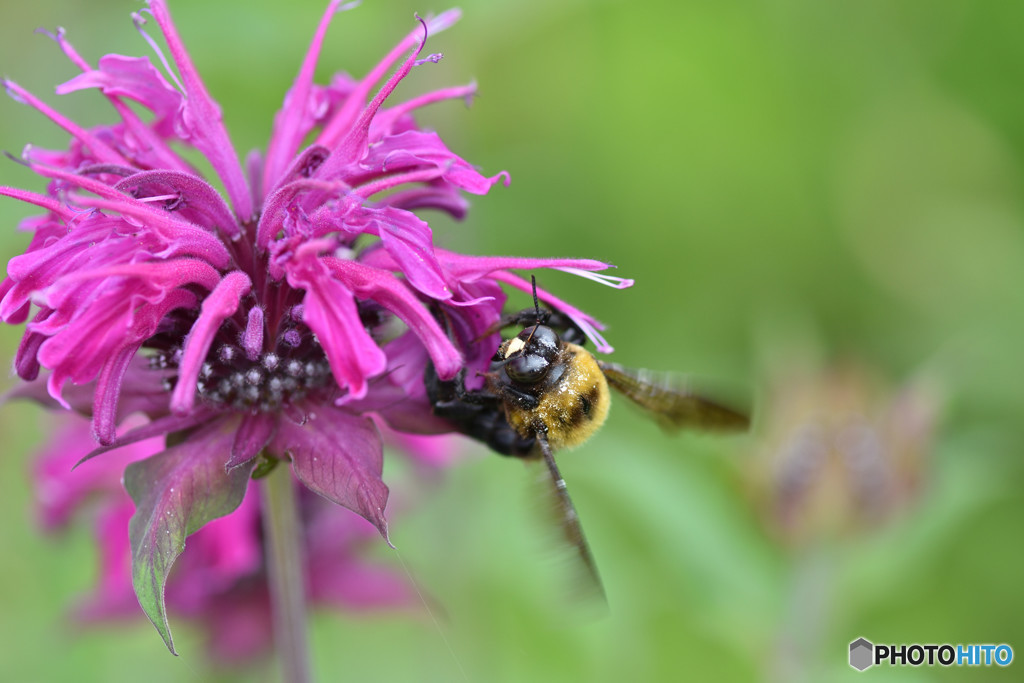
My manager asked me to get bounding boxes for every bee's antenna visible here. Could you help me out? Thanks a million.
[531,275,542,325]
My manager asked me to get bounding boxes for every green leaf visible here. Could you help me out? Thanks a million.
[124,417,253,654]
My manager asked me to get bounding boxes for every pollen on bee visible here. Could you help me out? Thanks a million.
[505,337,526,357]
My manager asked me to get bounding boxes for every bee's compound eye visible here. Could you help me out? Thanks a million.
[518,324,560,361]
[505,353,550,384]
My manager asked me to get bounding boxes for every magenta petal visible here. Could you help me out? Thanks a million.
[284,244,386,399]
[362,130,507,195]
[263,0,349,191]
[382,184,469,219]
[124,417,254,654]
[25,162,233,267]
[57,53,183,137]
[0,185,78,221]
[372,82,477,135]
[324,257,462,380]
[113,170,240,239]
[357,206,451,300]
[148,0,254,221]
[226,413,277,470]
[434,251,613,281]
[171,271,252,414]
[318,10,461,148]
[92,345,139,445]
[314,18,431,181]
[38,288,198,407]
[50,259,223,297]
[273,406,390,542]
[4,79,130,166]
[14,327,46,381]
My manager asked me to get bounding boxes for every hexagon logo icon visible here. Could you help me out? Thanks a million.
[849,637,874,671]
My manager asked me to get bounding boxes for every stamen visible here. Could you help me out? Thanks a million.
[36,26,92,72]
[136,193,180,204]
[413,52,443,67]
[556,267,635,290]
[131,11,186,94]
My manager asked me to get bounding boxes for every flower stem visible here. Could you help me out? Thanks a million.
[262,462,311,683]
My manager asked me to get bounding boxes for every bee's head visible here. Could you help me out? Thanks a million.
[500,324,563,385]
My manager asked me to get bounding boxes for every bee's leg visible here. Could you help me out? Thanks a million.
[535,427,607,601]
[497,385,539,411]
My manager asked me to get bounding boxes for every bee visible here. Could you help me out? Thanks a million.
[426,281,749,598]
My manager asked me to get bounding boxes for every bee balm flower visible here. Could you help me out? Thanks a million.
[2,0,630,653]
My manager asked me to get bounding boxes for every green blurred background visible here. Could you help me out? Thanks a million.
[1,0,1022,680]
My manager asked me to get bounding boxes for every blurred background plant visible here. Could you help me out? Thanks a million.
[1,0,1021,681]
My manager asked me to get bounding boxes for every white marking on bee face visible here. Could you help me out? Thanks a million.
[505,336,526,357]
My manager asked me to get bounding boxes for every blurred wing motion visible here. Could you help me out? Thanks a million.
[534,430,607,605]
[597,361,750,432]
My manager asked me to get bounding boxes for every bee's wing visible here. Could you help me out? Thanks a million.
[533,431,607,606]
[597,361,750,432]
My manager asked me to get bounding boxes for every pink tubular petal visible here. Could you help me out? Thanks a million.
[358,130,509,196]
[26,162,232,267]
[3,79,132,166]
[372,82,477,134]
[273,406,390,542]
[15,328,46,382]
[324,257,462,379]
[349,206,452,300]
[171,271,252,414]
[257,176,350,248]
[67,194,233,266]
[284,246,386,400]
[51,259,223,294]
[246,149,263,206]
[57,54,183,135]
[92,345,140,445]
[317,9,461,149]
[315,17,432,181]
[354,166,444,199]
[263,0,348,192]
[38,27,92,72]
[39,287,199,408]
[360,249,620,352]
[381,185,469,219]
[433,251,614,282]
[492,271,615,353]
[0,185,78,221]
[113,170,240,239]
[147,0,254,221]
[50,40,192,172]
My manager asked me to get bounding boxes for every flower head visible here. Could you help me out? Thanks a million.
[749,362,940,546]
[2,1,630,652]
